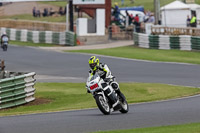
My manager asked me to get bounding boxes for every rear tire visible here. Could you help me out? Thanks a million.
[2,45,7,51]
[95,95,110,115]
[119,93,129,113]
[119,100,129,113]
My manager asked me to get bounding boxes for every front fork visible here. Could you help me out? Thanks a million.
[93,91,107,103]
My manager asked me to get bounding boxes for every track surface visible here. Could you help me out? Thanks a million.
[0,45,200,86]
[0,45,200,133]
[0,95,200,133]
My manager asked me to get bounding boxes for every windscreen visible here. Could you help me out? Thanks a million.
[89,73,99,81]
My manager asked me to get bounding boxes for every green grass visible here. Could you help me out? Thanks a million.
[93,122,200,133]
[0,14,66,23]
[112,0,173,11]
[0,82,199,116]
[113,0,200,11]
[67,46,200,65]
[10,40,59,47]
[2,0,200,22]
[38,1,67,7]
[37,0,200,11]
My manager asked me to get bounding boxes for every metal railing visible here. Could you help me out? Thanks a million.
[151,26,200,36]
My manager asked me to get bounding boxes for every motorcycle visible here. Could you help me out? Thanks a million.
[86,73,129,115]
[1,36,9,51]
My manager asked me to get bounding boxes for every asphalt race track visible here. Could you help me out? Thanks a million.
[0,45,200,87]
[0,45,200,133]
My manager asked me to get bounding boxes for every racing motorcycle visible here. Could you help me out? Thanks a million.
[1,35,9,51]
[86,73,129,115]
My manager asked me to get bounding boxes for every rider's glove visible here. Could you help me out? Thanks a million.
[87,90,90,93]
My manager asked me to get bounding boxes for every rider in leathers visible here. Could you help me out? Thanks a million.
[88,56,125,101]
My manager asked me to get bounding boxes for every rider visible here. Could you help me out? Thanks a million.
[1,32,9,48]
[88,56,125,101]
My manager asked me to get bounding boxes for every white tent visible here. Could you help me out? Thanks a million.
[161,1,190,27]
[187,4,200,19]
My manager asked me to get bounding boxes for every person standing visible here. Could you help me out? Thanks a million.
[114,3,120,21]
[148,13,155,24]
[190,14,197,27]
[134,14,139,23]
[32,7,36,17]
[186,15,191,27]
[133,14,140,32]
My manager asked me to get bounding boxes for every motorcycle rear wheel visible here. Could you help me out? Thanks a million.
[95,95,110,115]
[119,93,129,113]
[2,45,7,51]
[119,100,129,113]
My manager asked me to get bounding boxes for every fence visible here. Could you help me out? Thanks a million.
[0,7,4,16]
[151,26,200,36]
[0,27,76,46]
[133,32,200,51]
[0,71,36,109]
[0,19,66,32]
[108,25,134,40]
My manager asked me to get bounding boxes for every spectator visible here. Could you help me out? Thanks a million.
[190,14,197,27]
[133,14,140,33]
[147,13,155,23]
[186,15,191,27]
[36,10,41,17]
[125,11,133,26]
[32,7,36,17]
[43,8,48,17]
[113,3,120,21]
[143,10,150,22]
[125,10,129,27]
[64,6,66,15]
[58,7,64,15]
[134,14,139,23]
[49,7,55,16]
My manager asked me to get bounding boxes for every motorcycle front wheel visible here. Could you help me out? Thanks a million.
[95,95,110,115]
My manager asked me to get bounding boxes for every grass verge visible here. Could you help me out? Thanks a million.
[38,1,67,7]
[93,122,200,133]
[38,0,184,12]
[0,82,199,116]
[0,14,66,23]
[67,46,200,65]
[10,40,59,47]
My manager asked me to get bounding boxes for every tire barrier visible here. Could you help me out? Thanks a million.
[133,32,200,51]
[0,72,36,109]
[0,27,76,46]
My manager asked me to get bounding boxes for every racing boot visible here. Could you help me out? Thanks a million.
[116,89,126,103]
[111,82,126,102]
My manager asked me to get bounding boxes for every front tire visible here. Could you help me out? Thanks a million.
[95,95,110,115]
